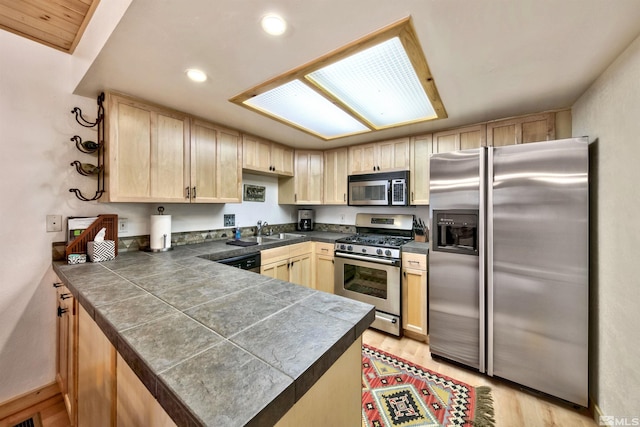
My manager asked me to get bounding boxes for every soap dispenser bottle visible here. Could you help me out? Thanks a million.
[235,225,241,240]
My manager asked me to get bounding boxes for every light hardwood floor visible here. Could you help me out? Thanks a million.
[362,329,596,427]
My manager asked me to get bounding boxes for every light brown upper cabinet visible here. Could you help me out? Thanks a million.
[323,147,348,205]
[486,112,555,146]
[409,134,432,205]
[190,119,242,203]
[104,93,241,203]
[279,150,323,204]
[348,138,410,174]
[104,92,190,202]
[242,134,294,176]
[432,124,486,152]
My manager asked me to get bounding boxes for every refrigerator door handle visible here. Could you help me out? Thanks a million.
[478,147,487,374]
[486,146,495,376]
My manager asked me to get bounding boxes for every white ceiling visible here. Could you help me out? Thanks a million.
[75,0,640,149]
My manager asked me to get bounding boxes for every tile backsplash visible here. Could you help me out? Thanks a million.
[52,222,355,261]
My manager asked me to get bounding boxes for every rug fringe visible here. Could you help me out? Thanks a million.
[470,386,496,427]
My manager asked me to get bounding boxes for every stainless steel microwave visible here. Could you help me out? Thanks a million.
[348,171,409,206]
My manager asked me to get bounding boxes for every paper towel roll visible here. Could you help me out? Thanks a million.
[150,215,172,250]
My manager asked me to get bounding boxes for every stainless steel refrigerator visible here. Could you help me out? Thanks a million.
[428,138,589,406]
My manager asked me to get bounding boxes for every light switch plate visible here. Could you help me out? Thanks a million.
[118,218,128,233]
[46,215,62,232]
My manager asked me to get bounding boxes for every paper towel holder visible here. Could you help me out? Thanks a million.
[142,206,174,252]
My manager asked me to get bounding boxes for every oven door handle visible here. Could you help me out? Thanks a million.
[335,252,400,266]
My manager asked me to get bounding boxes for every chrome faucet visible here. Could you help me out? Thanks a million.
[256,220,269,236]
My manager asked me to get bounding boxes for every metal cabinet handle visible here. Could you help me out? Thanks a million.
[192,186,196,199]
[60,293,72,300]
[344,193,346,202]
[53,282,63,288]
[185,187,190,199]
[57,306,69,317]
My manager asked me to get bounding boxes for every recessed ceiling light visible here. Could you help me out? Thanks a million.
[185,68,207,82]
[261,14,287,36]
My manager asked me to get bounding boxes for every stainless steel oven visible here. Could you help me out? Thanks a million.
[333,213,414,336]
[334,252,402,335]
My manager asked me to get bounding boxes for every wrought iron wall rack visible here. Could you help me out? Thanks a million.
[69,92,105,201]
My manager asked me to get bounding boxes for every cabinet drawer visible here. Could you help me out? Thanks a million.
[289,241,312,258]
[402,253,427,270]
[314,242,334,256]
[261,245,290,264]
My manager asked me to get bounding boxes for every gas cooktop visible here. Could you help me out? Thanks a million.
[335,233,411,248]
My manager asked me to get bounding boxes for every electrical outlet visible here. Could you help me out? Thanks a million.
[46,215,62,232]
[118,218,128,233]
[340,213,345,223]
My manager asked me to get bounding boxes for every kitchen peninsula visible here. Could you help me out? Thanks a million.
[53,237,375,426]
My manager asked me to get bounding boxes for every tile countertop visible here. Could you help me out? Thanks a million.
[53,231,375,427]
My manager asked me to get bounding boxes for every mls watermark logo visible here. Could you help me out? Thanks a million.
[600,416,640,426]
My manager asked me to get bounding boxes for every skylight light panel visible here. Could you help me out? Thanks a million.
[229,17,447,140]
[306,37,436,128]
[243,80,370,139]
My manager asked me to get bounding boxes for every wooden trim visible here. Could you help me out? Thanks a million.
[0,382,60,419]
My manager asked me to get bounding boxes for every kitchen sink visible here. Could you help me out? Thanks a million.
[237,233,304,245]
[266,233,304,240]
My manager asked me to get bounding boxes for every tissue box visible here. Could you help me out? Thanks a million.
[67,253,86,264]
[87,240,116,262]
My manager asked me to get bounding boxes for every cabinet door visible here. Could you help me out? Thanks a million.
[117,354,176,427]
[323,148,348,205]
[106,93,189,202]
[77,305,115,427]
[377,138,410,171]
[487,112,555,146]
[261,259,290,281]
[56,285,77,425]
[191,120,241,203]
[290,253,312,288]
[215,128,242,202]
[409,134,432,205]
[272,143,294,176]
[314,243,335,293]
[191,119,218,202]
[348,143,377,174]
[242,135,272,172]
[295,151,323,204]
[402,267,428,339]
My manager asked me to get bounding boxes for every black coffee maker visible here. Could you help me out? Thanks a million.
[297,209,314,231]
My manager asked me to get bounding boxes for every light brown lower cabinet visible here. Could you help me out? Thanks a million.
[55,284,77,426]
[261,242,313,288]
[77,305,116,427]
[116,354,176,427]
[62,296,362,427]
[313,242,335,293]
[401,253,428,342]
[73,305,174,426]
[274,336,362,427]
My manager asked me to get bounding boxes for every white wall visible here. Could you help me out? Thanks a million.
[0,1,134,403]
[572,34,640,419]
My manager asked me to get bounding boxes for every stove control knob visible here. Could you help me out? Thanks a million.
[376,248,383,255]
[385,249,392,256]
[340,244,346,250]
[347,245,353,251]
[362,248,367,253]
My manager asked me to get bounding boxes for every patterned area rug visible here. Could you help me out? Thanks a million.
[362,344,495,427]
